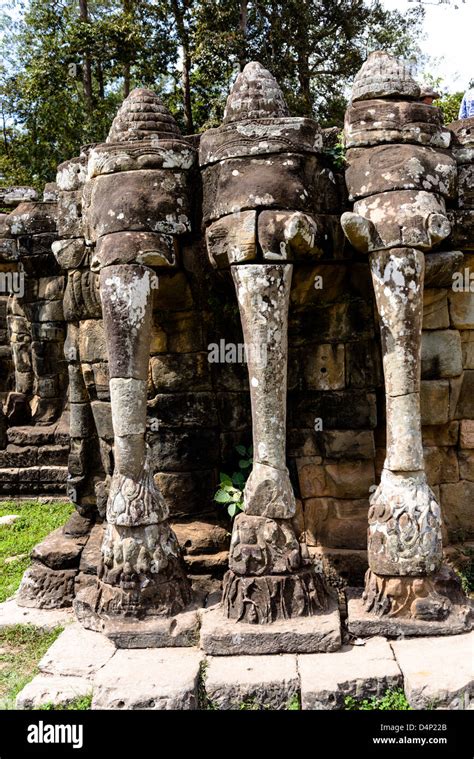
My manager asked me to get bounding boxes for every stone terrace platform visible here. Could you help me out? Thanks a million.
[2,598,472,711]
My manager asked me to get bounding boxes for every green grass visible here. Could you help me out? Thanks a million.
[287,693,300,710]
[344,688,411,711]
[0,624,63,709]
[38,694,92,710]
[0,500,74,603]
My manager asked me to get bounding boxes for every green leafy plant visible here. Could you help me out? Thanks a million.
[344,688,411,711]
[238,698,264,710]
[214,445,253,519]
[455,549,474,595]
[197,661,218,710]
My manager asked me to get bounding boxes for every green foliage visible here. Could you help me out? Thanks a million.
[0,624,63,709]
[194,0,424,128]
[325,129,346,170]
[0,500,74,603]
[437,92,463,125]
[0,0,425,185]
[197,660,219,710]
[455,549,474,595]
[287,693,301,710]
[238,697,263,710]
[38,694,93,710]
[421,74,463,125]
[214,445,252,519]
[344,688,411,711]
[236,693,300,710]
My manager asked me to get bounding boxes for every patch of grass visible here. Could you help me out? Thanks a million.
[0,500,74,602]
[344,688,411,711]
[287,693,300,710]
[238,693,301,711]
[38,694,92,711]
[238,698,262,710]
[0,624,63,709]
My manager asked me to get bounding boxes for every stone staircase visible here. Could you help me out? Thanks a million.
[0,422,68,496]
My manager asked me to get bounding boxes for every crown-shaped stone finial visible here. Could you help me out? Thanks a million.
[223,61,289,124]
[352,51,420,102]
[107,87,181,143]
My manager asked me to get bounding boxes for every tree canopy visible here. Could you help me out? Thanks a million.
[1,0,425,188]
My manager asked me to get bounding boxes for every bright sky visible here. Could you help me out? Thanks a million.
[380,0,473,92]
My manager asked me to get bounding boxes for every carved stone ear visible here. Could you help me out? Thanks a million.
[426,212,451,247]
[340,211,376,253]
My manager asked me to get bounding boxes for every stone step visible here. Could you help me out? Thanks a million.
[91,648,204,710]
[0,465,68,495]
[8,602,472,711]
[7,424,69,447]
[0,597,74,631]
[16,675,91,710]
[299,636,402,710]
[0,444,68,468]
[206,654,299,710]
[0,480,67,495]
[391,633,474,709]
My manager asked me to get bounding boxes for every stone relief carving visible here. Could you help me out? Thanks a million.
[0,51,471,640]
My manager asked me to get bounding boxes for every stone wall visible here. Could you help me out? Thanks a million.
[0,116,472,587]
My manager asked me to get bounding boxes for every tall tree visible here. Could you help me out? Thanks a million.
[0,0,426,186]
[170,0,194,133]
[79,0,93,110]
[193,0,424,126]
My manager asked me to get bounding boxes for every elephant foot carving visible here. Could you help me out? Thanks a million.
[92,520,190,618]
[367,470,443,577]
[223,567,327,624]
[223,513,327,623]
[106,452,169,526]
[363,566,473,623]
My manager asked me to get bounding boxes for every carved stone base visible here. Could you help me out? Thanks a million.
[223,567,328,624]
[200,596,341,654]
[78,563,191,620]
[346,567,474,638]
[363,565,471,621]
[74,580,202,647]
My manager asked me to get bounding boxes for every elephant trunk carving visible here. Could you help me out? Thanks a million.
[200,62,329,624]
[341,51,472,629]
[74,89,193,624]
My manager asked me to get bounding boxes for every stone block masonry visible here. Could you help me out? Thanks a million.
[7,606,472,710]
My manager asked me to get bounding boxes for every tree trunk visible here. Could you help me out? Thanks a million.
[171,0,194,134]
[123,66,131,98]
[238,0,248,71]
[79,0,93,112]
[97,62,104,99]
[297,50,313,115]
[1,105,9,153]
[182,51,193,134]
[122,0,133,98]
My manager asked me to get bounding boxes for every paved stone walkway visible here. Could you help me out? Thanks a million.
[2,598,472,710]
